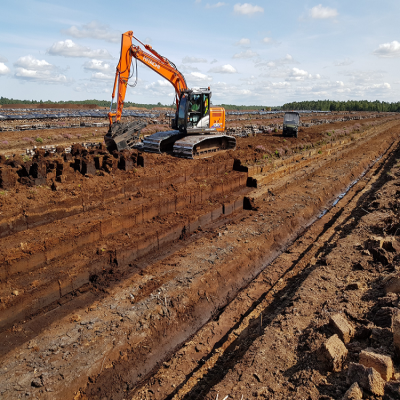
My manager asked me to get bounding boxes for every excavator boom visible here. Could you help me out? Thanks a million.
[108,31,187,125]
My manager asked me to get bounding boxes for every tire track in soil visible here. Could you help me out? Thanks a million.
[129,127,400,400]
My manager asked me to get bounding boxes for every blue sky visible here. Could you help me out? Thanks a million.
[0,0,399,106]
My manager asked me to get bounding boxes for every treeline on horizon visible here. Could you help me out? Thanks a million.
[2,96,399,112]
[282,100,400,112]
[0,97,161,110]
[0,97,272,111]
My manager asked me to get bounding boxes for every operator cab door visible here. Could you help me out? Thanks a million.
[188,94,202,127]
[178,92,211,132]
[177,93,189,132]
[190,93,210,129]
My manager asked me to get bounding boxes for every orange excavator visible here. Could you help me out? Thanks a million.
[105,31,236,158]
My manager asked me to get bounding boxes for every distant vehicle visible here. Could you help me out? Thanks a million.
[283,112,300,138]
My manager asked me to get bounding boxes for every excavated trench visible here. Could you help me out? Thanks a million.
[156,135,400,400]
[0,117,399,399]
[126,126,400,400]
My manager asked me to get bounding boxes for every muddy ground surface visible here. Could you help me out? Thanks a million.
[0,113,400,399]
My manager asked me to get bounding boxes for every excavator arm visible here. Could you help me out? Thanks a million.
[108,31,188,125]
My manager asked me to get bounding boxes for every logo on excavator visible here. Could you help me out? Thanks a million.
[143,57,160,70]
[211,122,222,128]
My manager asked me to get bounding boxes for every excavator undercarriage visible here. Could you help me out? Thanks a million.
[142,131,236,159]
[105,122,236,159]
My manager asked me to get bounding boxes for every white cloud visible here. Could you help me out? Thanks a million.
[15,68,68,84]
[278,54,295,64]
[206,2,226,8]
[236,38,251,47]
[83,59,113,73]
[342,69,385,84]
[14,68,67,83]
[13,55,69,84]
[62,21,120,43]
[179,64,200,74]
[233,50,258,59]
[272,82,290,88]
[14,55,52,70]
[188,72,213,83]
[90,72,114,81]
[182,56,208,64]
[144,80,175,97]
[290,68,310,80]
[256,54,297,68]
[234,3,264,15]
[288,78,391,100]
[0,55,8,63]
[48,40,113,59]
[74,82,110,93]
[0,63,10,75]
[309,4,338,19]
[370,82,391,89]
[334,58,353,67]
[209,64,237,73]
[261,37,280,45]
[211,81,253,99]
[287,67,321,81]
[373,41,400,58]
[274,67,322,81]
[147,80,173,88]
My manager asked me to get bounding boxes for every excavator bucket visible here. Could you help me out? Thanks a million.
[104,120,147,152]
[173,134,236,159]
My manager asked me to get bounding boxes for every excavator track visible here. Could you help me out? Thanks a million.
[142,130,186,153]
[173,134,236,159]
[142,131,236,159]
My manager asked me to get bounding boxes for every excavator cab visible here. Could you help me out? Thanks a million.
[175,90,211,133]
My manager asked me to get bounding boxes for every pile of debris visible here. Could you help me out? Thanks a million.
[0,144,144,189]
[227,124,272,137]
